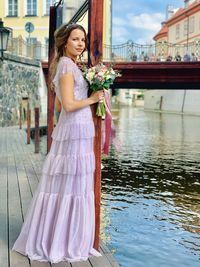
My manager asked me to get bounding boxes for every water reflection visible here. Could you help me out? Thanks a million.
[101,107,200,267]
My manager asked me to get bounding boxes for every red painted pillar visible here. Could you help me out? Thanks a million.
[47,6,57,153]
[88,0,104,250]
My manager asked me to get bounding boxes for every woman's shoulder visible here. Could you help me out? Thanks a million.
[56,56,77,76]
[59,56,76,67]
[53,57,73,86]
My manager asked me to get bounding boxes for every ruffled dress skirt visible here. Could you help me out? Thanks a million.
[12,116,101,263]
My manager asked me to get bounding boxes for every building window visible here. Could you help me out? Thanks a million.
[8,0,18,16]
[189,16,195,34]
[27,0,37,16]
[45,0,55,15]
[176,24,180,39]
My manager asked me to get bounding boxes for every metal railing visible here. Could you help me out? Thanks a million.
[6,36,200,62]
[103,39,200,62]
[7,36,48,61]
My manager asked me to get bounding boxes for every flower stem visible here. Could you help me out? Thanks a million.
[96,101,106,117]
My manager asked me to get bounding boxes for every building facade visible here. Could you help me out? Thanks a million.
[0,0,112,60]
[154,0,200,60]
[145,1,200,115]
[0,0,56,45]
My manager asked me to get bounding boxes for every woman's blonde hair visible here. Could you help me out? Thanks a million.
[49,23,88,85]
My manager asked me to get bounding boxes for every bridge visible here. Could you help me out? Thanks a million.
[112,61,200,89]
[6,16,200,89]
[103,41,200,89]
[41,30,200,90]
[42,60,200,90]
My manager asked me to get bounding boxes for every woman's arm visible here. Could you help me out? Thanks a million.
[55,96,62,112]
[60,73,103,112]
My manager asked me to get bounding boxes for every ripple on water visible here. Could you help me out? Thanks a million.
[100,107,200,267]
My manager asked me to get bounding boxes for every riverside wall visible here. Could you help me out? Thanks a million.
[0,53,45,126]
[144,90,200,115]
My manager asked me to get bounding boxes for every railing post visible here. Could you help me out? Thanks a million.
[88,0,104,250]
[19,36,23,56]
[27,102,31,144]
[19,103,22,129]
[34,107,40,153]
[127,40,133,61]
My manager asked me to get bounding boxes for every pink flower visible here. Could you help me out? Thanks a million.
[96,74,103,81]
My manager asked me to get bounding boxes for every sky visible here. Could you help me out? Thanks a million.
[112,0,184,44]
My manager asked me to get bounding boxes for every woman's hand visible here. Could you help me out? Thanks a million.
[89,90,104,104]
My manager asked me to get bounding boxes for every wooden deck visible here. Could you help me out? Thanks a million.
[0,126,120,267]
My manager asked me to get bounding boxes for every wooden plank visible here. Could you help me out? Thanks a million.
[89,255,112,267]
[71,260,91,267]
[52,262,71,267]
[18,128,33,153]
[7,155,30,267]
[6,128,13,155]
[100,243,119,267]
[17,130,40,192]
[0,155,9,267]
[14,154,33,217]
[88,0,104,251]
[22,158,39,194]
[27,153,43,182]
[100,241,113,254]
[31,260,51,267]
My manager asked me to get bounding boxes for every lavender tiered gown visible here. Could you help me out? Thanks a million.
[12,57,101,263]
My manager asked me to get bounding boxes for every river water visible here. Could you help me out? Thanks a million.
[100,107,200,267]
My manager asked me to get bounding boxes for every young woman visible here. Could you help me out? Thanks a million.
[12,23,104,263]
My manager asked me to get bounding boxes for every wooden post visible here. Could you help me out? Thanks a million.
[34,107,40,153]
[19,103,22,129]
[88,0,104,250]
[47,6,57,152]
[27,103,31,144]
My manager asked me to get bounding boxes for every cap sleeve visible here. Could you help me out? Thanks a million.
[58,57,74,76]
[52,57,74,97]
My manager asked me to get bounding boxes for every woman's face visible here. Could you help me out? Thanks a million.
[65,29,86,60]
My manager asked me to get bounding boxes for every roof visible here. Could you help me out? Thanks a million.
[153,1,200,41]
[153,24,168,41]
[167,1,200,25]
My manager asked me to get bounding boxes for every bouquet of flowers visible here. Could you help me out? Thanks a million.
[83,63,121,117]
